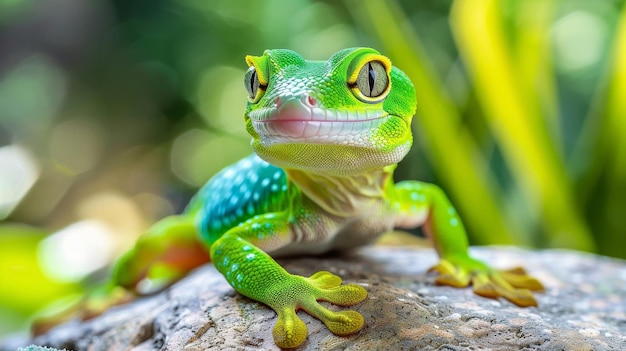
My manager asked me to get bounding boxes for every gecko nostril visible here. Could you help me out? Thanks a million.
[274,97,281,107]
[305,95,317,107]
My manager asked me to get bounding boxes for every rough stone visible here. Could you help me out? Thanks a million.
[6,246,626,350]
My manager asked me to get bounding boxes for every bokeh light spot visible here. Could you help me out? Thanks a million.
[0,55,66,132]
[38,220,115,282]
[552,11,608,72]
[197,65,248,134]
[0,145,39,219]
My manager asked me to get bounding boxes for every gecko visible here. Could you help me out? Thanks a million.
[110,48,543,348]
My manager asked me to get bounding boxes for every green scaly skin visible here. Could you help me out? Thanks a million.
[111,48,544,348]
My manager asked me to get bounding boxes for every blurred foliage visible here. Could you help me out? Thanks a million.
[0,225,81,337]
[1,0,625,341]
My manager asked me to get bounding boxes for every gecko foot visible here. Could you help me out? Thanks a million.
[429,257,544,307]
[269,271,367,348]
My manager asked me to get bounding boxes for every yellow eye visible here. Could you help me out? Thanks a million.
[348,55,392,103]
[244,66,265,103]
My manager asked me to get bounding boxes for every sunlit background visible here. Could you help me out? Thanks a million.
[1,0,625,341]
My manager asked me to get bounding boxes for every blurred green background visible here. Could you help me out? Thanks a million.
[1,0,625,341]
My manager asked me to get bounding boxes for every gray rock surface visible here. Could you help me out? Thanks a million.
[11,246,626,350]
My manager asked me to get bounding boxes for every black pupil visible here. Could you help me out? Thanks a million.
[368,62,375,93]
[250,70,257,96]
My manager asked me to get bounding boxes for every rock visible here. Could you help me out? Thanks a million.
[9,246,626,350]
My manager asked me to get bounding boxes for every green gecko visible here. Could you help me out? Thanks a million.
[111,48,543,348]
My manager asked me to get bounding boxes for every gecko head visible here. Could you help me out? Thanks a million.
[243,47,417,176]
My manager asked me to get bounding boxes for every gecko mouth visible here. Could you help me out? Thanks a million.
[249,95,390,144]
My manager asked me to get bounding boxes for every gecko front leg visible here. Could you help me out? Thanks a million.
[391,181,544,306]
[209,211,367,348]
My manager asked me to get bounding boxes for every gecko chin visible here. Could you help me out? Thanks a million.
[251,140,411,176]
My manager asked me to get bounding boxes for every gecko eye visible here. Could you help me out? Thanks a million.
[348,57,391,104]
[356,61,388,98]
[244,66,265,103]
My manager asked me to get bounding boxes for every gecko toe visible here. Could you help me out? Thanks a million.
[273,308,308,349]
[306,271,342,289]
[499,269,544,291]
[472,272,538,307]
[322,310,365,336]
[302,300,365,336]
[317,284,368,306]
[430,259,471,287]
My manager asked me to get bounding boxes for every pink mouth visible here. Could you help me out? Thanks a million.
[254,116,387,140]
[251,95,387,140]
[257,120,310,138]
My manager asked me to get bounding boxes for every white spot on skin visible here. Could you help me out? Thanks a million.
[450,218,459,227]
[246,253,255,261]
[273,171,282,180]
[410,192,419,201]
[271,184,279,192]
[261,178,270,187]
[448,207,457,215]
[224,169,235,178]
[253,192,260,201]
[231,263,239,272]
[240,159,252,169]
[242,245,252,251]
[211,178,223,189]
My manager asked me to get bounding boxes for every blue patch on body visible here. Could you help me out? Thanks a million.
[192,154,288,244]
